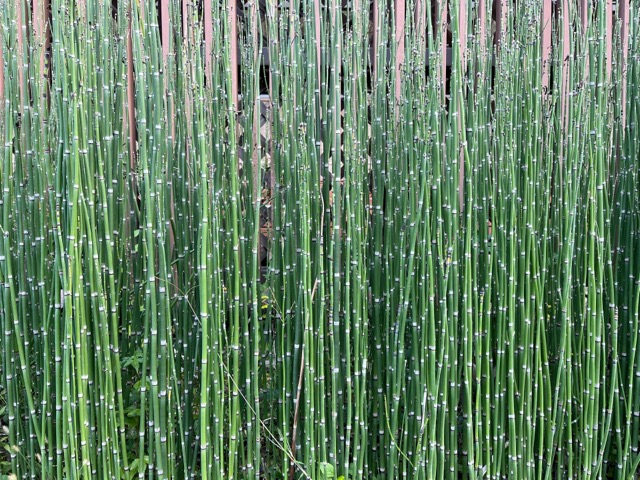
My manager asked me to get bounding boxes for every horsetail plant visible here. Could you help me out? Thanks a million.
[1,0,639,478]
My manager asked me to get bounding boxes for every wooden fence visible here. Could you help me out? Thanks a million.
[0,0,631,166]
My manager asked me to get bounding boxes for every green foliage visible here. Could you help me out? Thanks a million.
[0,0,639,478]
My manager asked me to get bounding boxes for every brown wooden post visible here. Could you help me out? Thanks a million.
[541,0,552,94]
[560,0,570,152]
[495,0,508,47]
[78,0,87,22]
[436,0,447,101]
[458,0,467,61]
[604,0,612,82]
[33,0,50,82]
[127,3,137,171]
[182,0,191,147]
[441,0,447,98]
[0,22,5,105]
[458,0,467,211]
[229,0,239,111]
[619,0,629,131]
[394,0,405,107]
[268,79,274,221]
[204,0,212,79]
[159,0,177,268]
[477,0,486,55]
[372,0,378,79]
[161,0,170,63]
[415,0,425,47]
[252,0,260,203]
[579,0,589,84]
[16,0,25,109]
[160,0,171,125]
[183,0,188,40]
[314,0,321,84]
[268,2,277,203]
[331,0,341,209]
[353,0,359,118]
[579,0,588,34]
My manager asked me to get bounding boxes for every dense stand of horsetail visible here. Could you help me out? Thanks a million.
[1,0,639,477]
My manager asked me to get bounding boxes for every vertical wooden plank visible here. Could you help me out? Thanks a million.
[394,0,405,105]
[268,77,274,214]
[267,0,276,207]
[458,0,467,211]
[33,0,50,79]
[579,0,589,83]
[604,0,612,82]
[77,0,86,22]
[204,0,212,78]
[458,0,467,61]
[619,0,629,130]
[251,0,260,203]
[437,0,447,100]
[33,0,51,130]
[372,0,378,78]
[127,4,137,170]
[0,22,4,105]
[229,0,239,110]
[315,0,321,84]
[161,0,170,62]
[495,0,508,47]
[477,0,486,55]
[159,0,176,265]
[441,0,447,97]
[183,0,188,39]
[541,0,552,94]
[415,0,424,45]
[353,0,360,116]
[16,0,25,108]
[160,0,172,127]
[287,2,296,111]
[474,0,488,101]
[560,0,570,142]
[579,0,588,34]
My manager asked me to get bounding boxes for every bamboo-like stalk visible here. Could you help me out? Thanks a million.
[0,1,638,478]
